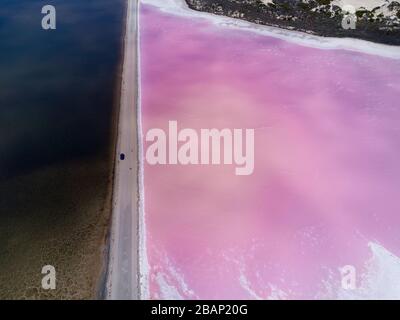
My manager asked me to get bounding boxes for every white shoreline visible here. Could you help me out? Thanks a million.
[137,0,150,300]
[142,0,400,60]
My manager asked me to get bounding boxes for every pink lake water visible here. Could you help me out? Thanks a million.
[139,3,400,299]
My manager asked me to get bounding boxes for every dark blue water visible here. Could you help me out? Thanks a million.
[0,0,125,299]
[0,0,124,179]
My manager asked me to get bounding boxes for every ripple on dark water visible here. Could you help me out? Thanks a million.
[0,0,125,298]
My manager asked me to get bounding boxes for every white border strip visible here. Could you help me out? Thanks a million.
[137,0,150,300]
